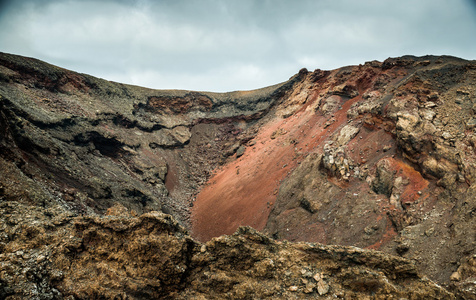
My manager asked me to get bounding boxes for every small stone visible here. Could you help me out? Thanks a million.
[420,109,436,121]
[467,118,476,129]
[304,283,315,294]
[200,245,207,253]
[364,226,375,235]
[289,285,298,292]
[271,128,287,139]
[317,281,329,295]
[424,228,435,236]
[396,242,410,255]
[303,271,313,278]
[450,271,461,281]
[50,270,64,281]
[335,124,360,146]
[313,273,322,282]
[236,146,246,158]
[442,132,453,140]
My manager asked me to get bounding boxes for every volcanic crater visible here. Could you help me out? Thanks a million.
[0,52,475,299]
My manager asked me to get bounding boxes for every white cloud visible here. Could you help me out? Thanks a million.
[127,63,279,92]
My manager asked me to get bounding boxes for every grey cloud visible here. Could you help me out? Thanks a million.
[0,0,475,91]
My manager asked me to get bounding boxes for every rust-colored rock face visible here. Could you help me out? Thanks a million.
[192,56,476,296]
[0,52,475,298]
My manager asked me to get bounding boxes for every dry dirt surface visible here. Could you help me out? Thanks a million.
[0,52,475,298]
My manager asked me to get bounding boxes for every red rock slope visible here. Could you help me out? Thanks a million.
[192,56,476,293]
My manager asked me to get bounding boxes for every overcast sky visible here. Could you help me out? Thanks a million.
[1,0,476,92]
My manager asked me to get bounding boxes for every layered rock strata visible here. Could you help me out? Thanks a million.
[1,52,475,298]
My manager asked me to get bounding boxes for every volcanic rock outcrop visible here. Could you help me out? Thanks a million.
[192,56,476,298]
[0,52,475,298]
[0,201,453,299]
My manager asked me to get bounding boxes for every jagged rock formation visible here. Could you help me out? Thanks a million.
[0,202,453,299]
[0,52,475,298]
[192,56,476,297]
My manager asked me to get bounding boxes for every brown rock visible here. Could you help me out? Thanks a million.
[317,280,330,295]
[2,52,476,299]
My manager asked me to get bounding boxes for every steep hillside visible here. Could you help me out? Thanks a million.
[192,56,476,296]
[0,52,475,298]
[0,51,301,226]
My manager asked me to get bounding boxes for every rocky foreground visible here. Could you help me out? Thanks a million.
[0,201,452,299]
[0,52,475,298]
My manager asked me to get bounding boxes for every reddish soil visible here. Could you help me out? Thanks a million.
[388,157,429,205]
[192,90,430,249]
[191,93,366,241]
[164,160,179,193]
[191,115,301,241]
